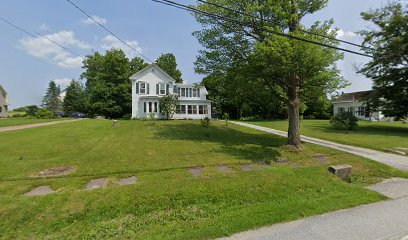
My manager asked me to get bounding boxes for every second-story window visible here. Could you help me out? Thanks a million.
[160,83,166,95]
[140,82,146,94]
[181,88,186,97]
[193,88,197,97]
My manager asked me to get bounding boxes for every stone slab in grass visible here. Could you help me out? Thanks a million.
[366,178,408,199]
[314,154,328,164]
[35,166,76,177]
[24,186,55,196]
[189,167,203,177]
[217,165,233,173]
[328,165,352,180]
[86,178,107,190]
[241,164,259,171]
[118,176,137,186]
[276,158,290,164]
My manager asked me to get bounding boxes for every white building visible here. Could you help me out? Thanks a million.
[130,64,211,119]
[0,84,8,118]
[333,90,383,121]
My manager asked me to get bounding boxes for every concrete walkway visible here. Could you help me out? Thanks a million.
[231,121,408,171]
[0,119,81,133]
[221,195,408,240]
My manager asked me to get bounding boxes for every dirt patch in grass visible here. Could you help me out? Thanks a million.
[34,166,76,177]
[314,155,328,164]
[24,186,55,196]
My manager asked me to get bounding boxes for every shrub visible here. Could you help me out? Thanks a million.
[148,112,156,120]
[12,113,27,118]
[34,108,54,119]
[330,112,359,131]
[201,117,211,137]
[223,113,230,126]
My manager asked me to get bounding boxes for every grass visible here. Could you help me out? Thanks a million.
[245,120,408,153]
[0,117,68,128]
[0,119,407,239]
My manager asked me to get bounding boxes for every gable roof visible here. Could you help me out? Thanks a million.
[129,64,176,83]
[0,84,7,97]
[333,90,373,103]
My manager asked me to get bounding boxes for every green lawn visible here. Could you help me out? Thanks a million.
[245,120,408,153]
[0,120,406,239]
[0,118,68,128]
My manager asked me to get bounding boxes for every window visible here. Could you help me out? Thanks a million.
[187,105,192,114]
[149,102,153,113]
[180,105,186,114]
[154,102,158,112]
[140,82,146,94]
[192,105,197,114]
[176,105,181,114]
[357,106,366,116]
[181,88,186,97]
[199,105,208,114]
[189,88,192,98]
[160,83,166,95]
[193,88,197,97]
[338,107,345,114]
[143,102,147,113]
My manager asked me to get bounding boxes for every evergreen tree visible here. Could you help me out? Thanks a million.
[42,81,61,115]
[63,80,87,116]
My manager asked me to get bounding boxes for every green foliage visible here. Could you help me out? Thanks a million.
[159,94,179,120]
[200,117,211,128]
[359,2,408,118]
[42,81,61,115]
[81,49,148,118]
[223,113,230,126]
[330,112,359,131]
[11,113,26,118]
[25,105,39,116]
[63,80,87,116]
[148,112,156,120]
[155,53,183,83]
[12,107,28,112]
[34,108,54,119]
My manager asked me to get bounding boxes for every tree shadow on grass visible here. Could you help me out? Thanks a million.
[153,122,283,163]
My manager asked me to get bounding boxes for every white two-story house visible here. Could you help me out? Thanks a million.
[130,64,211,119]
[0,84,8,118]
[333,90,383,121]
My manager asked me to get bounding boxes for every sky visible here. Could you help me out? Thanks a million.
[0,0,389,108]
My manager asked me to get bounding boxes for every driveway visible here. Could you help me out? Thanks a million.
[0,119,82,133]
[231,121,408,171]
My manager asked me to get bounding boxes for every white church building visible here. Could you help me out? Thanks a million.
[130,64,211,119]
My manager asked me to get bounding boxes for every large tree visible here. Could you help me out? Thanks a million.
[81,49,148,118]
[42,80,61,115]
[359,1,408,118]
[193,0,345,146]
[63,80,87,116]
[155,53,183,83]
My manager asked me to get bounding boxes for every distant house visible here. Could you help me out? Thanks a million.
[0,84,8,118]
[333,90,383,121]
[130,64,212,119]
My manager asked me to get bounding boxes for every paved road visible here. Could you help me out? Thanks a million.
[231,121,408,171]
[0,119,81,133]
[220,195,408,240]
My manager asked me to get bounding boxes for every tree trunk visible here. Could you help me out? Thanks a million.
[286,0,302,147]
[287,85,301,146]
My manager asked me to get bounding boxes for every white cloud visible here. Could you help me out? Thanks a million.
[336,29,357,39]
[18,30,90,69]
[101,34,142,58]
[82,15,107,25]
[39,23,51,31]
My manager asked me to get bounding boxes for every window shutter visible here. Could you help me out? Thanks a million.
[197,88,200,98]
[156,84,159,94]
[166,84,169,94]
[147,83,150,94]
[136,82,139,94]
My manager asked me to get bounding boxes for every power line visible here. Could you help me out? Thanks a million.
[152,0,373,58]
[197,0,373,51]
[0,17,84,59]
[64,0,153,63]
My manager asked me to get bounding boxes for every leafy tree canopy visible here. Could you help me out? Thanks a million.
[63,80,87,116]
[155,53,183,83]
[42,81,61,115]
[359,1,408,118]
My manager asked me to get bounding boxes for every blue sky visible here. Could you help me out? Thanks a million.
[0,0,388,108]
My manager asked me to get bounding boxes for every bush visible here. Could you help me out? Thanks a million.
[330,112,359,131]
[34,108,54,119]
[12,113,27,118]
